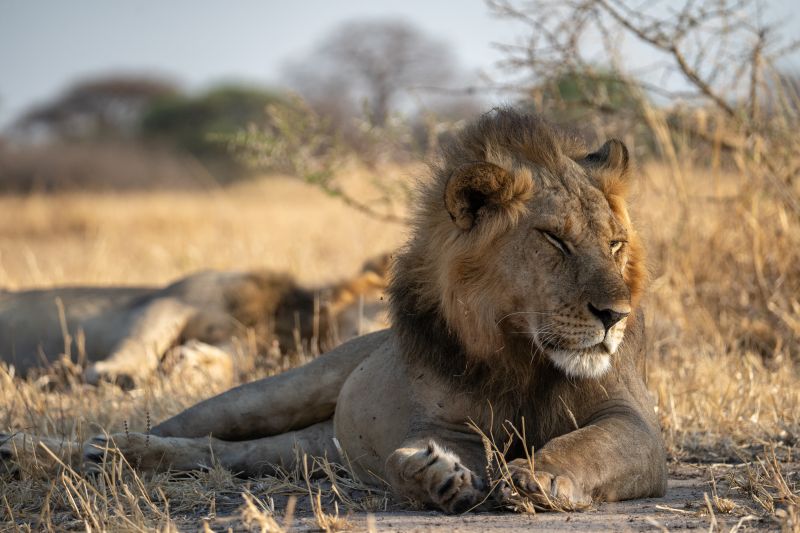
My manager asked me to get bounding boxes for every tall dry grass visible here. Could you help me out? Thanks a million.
[638,158,800,449]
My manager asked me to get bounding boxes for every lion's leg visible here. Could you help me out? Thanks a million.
[84,298,196,387]
[385,438,489,514]
[0,432,82,474]
[83,420,336,477]
[215,419,337,475]
[151,329,389,441]
[504,410,667,508]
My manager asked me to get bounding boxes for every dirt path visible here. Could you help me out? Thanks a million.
[200,463,776,532]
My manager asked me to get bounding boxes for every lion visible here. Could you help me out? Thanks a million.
[0,254,390,388]
[1,109,666,513]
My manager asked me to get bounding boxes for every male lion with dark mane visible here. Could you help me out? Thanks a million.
[1,109,666,513]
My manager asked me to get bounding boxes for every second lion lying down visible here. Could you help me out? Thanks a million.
[1,109,666,512]
[0,255,389,387]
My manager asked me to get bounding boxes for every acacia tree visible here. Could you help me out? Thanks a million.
[286,18,457,128]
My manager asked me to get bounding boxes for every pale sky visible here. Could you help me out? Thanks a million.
[1,0,797,129]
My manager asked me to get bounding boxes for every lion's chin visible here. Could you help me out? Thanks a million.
[546,348,611,379]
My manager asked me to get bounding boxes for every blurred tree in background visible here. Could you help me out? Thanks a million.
[140,85,286,162]
[285,18,457,129]
[2,80,293,190]
[284,17,482,164]
[527,69,641,115]
[1,18,484,192]
[13,76,178,143]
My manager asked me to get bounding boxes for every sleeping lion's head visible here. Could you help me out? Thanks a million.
[391,108,646,380]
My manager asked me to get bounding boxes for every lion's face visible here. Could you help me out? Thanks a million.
[493,165,634,378]
[434,131,644,380]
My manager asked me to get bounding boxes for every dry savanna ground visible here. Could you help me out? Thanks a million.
[0,162,798,531]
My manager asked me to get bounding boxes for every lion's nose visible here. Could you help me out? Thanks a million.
[588,303,630,332]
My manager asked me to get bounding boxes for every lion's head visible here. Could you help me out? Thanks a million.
[390,108,645,382]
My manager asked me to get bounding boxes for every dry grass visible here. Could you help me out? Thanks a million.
[0,169,408,289]
[639,160,800,444]
[1,159,799,530]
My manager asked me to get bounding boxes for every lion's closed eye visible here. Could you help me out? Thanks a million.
[541,230,571,255]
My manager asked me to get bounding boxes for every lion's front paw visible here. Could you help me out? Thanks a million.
[397,441,487,513]
[500,458,591,511]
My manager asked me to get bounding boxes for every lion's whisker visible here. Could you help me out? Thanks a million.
[495,310,555,327]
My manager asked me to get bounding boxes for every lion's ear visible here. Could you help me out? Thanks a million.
[444,161,530,231]
[579,139,631,195]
